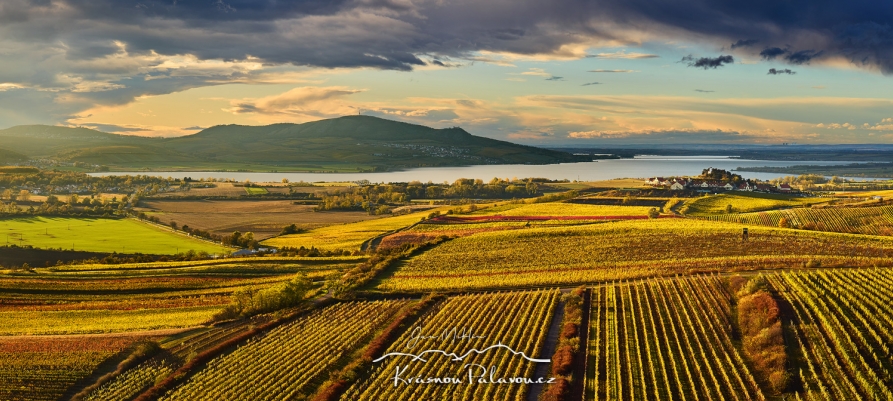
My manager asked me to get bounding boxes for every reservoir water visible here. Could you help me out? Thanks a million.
[89,156,875,183]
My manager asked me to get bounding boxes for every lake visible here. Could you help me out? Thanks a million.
[90,156,875,183]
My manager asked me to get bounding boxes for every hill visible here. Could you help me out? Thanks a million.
[0,116,588,171]
[0,147,26,164]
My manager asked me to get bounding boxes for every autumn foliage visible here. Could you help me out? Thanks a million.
[736,278,789,394]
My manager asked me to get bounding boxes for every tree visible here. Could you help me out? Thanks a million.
[647,208,660,219]
[726,204,734,213]
[170,221,178,230]
[778,217,789,228]
[18,190,30,202]
[280,224,303,235]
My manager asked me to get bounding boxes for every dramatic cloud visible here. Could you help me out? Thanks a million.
[3,0,893,131]
[224,86,363,121]
[768,68,796,75]
[681,55,734,69]
[760,47,787,60]
[730,39,758,49]
[786,50,823,65]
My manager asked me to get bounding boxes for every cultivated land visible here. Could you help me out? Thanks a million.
[6,180,893,401]
[138,200,378,240]
[0,217,229,255]
[680,192,831,216]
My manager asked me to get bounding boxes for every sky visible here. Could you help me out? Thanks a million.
[1,0,892,145]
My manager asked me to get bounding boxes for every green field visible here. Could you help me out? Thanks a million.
[243,187,269,195]
[0,217,230,255]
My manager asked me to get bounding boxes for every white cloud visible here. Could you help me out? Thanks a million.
[587,50,659,59]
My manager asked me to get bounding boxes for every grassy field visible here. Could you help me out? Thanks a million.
[0,217,229,255]
[680,192,830,216]
[139,200,377,240]
[243,187,269,195]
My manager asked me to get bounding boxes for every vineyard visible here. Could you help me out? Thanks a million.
[0,337,134,401]
[768,269,893,399]
[84,359,173,401]
[377,219,893,291]
[0,257,355,335]
[159,299,412,400]
[586,276,765,400]
[7,193,893,400]
[341,290,559,401]
[469,203,656,216]
[681,193,830,216]
[262,208,449,251]
[704,204,893,236]
[0,306,221,336]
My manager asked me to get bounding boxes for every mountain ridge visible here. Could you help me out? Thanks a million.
[0,116,588,171]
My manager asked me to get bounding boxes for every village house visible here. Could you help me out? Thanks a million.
[645,174,791,194]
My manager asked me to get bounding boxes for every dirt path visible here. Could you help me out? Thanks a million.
[527,289,569,401]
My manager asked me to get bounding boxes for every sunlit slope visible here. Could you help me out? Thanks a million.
[377,219,893,291]
[681,193,830,216]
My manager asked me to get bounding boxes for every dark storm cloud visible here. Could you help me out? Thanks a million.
[759,47,787,60]
[681,55,734,69]
[730,39,758,49]
[768,68,796,75]
[786,50,823,65]
[4,0,893,126]
[3,0,893,75]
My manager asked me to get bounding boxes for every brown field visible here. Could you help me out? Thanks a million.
[136,200,379,240]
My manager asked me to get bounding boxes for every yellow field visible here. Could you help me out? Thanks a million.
[681,193,830,216]
[0,305,220,335]
[261,208,449,251]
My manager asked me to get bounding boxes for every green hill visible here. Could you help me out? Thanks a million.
[0,147,27,164]
[0,116,588,171]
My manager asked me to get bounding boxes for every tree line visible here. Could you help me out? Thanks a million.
[314,178,543,214]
